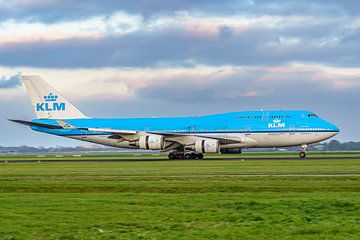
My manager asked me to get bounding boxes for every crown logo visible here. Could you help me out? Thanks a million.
[273,119,281,123]
[44,93,58,102]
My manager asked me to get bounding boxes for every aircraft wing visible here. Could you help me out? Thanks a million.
[86,128,255,145]
[191,134,256,144]
[148,132,255,144]
[86,126,256,145]
[88,129,252,144]
[80,127,137,135]
[10,119,256,145]
[57,123,253,144]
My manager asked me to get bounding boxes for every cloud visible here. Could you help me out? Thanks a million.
[0,73,22,89]
[2,63,358,99]
[0,13,143,44]
[0,0,249,22]
[2,0,360,30]
[129,65,360,103]
[0,11,358,68]
[1,0,360,24]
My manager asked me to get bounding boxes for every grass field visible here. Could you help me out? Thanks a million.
[0,154,360,239]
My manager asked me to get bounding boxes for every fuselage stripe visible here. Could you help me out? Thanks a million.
[57,130,338,137]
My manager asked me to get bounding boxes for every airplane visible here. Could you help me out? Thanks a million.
[10,75,339,159]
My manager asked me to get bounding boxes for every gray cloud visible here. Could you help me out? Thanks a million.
[132,67,360,103]
[0,0,242,22]
[2,0,360,23]
[0,19,358,68]
[0,73,21,88]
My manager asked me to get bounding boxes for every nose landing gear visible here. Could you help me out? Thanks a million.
[299,144,307,158]
[299,151,306,158]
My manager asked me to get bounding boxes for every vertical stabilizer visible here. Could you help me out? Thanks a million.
[22,75,88,119]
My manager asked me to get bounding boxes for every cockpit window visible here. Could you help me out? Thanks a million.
[308,113,318,118]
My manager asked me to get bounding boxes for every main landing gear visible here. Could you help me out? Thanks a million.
[168,151,204,160]
[299,144,308,159]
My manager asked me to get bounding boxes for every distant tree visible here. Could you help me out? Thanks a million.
[345,142,360,151]
[328,140,342,151]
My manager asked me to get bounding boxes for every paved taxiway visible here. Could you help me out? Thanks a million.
[1,155,360,163]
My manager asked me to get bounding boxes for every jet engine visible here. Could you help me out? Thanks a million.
[139,135,165,150]
[194,138,220,153]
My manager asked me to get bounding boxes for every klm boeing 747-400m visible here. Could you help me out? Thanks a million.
[10,75,339,159]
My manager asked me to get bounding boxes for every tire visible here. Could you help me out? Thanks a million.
[197,153,204,159]
[184,153,191,159]
[190,153,197,159]
[168,153,175,160]
[299,152,306,159]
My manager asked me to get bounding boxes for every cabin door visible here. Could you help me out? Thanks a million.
[289,124,295,135]
[261,112,269,122]
[80,129,88,139]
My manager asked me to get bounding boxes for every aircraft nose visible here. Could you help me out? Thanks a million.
[328,122,339,137]
[329,130,339,138]
[317,122,339,141]
[331,124,340,133]
[321,119,339,138]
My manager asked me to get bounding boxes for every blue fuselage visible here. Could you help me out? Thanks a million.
[31,110,339,137]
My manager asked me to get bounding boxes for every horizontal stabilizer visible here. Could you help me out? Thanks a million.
[9,119,63,129]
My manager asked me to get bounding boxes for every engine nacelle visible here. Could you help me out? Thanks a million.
[195,138,220,153]
[139,135,165,150]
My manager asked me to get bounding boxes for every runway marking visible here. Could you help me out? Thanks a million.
[177,174,360,177]
[89,174,360,178]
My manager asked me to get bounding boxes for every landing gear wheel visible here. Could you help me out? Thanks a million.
[168,153,175,160]
[299,152,306,159]
[169,151,203,160]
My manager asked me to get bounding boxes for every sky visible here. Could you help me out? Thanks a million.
[0,0,359,146]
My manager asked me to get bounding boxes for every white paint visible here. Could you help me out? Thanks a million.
[69,131,338,150]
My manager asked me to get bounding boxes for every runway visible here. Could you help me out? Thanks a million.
[1,155,360,163]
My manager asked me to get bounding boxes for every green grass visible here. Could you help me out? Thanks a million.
[0,156,360,239]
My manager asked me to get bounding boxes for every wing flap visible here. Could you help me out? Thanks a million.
[200,135,257,144]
